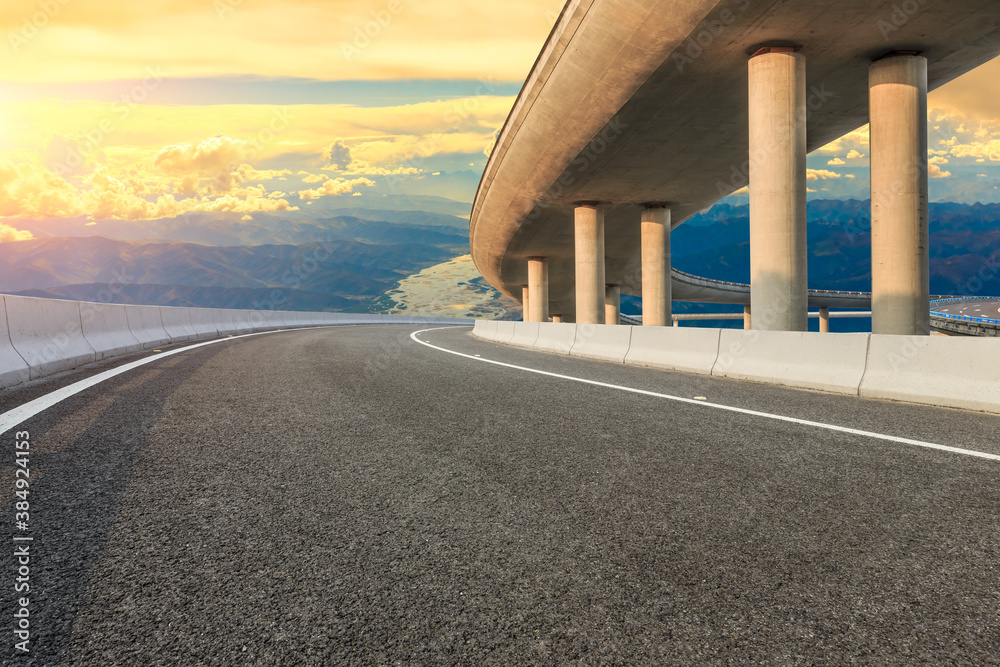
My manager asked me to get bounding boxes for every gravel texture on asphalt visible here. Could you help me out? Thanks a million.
[2,324,999,665]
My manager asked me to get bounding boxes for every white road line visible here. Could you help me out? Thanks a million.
[0,327,323,436]
[411,328,1000,463]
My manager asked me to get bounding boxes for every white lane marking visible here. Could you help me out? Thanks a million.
[411,328,1000,463]
[0,327,324,435]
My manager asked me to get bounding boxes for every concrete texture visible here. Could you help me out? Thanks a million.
[624,326,722,375]
[528,258,549,323]
[159,306,198,342]
[0,296,30,387]
[860,335,1000,413]
[471,0,1000,317]
[748,49,808,332]
[713,330,871,395]
[80,302,142,360]
[641,206,671,326]
[569,323,633,363]
[529,322,578,355]
[5,296,96,379]
[604,284,620,326]
[574,204,605,324]
[870,55,931,336]
[126,305,171,350]
[508,322,541,348]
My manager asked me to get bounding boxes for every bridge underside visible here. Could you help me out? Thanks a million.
[470,0,1000,319]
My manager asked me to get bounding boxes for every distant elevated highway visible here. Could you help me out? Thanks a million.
[471,0,1000,330]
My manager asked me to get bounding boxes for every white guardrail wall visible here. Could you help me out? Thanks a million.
[0,294,462,390]
[474,321,1000,415]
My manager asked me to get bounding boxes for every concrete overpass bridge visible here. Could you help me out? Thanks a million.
[470,0,1000,331]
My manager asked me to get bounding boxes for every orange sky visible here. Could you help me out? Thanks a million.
[1,0,999,237]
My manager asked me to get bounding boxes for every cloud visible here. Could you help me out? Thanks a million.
[0,223,33,242]
[929,163,952,179]
[327,140,353,170]
[827,157,846,166]
[807,169,842,180]
[846,150,864,160]
[0,159,85,218]
[297,177,375,199]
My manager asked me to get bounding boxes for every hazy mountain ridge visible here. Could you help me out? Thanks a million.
[673,200,1000,296]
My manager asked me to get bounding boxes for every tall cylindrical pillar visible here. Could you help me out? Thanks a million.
[743,305,752,330]
[527,257,549,323]
[575,203,606,324]
[748,47,808,332]
[870,54,930,335]
[641,205,671,326]
[521,286,530,323]
[604,285,620,325]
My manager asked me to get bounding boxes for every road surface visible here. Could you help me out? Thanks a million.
[2,325,998,664]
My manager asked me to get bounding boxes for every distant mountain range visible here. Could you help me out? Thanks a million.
[0,213,469,311]
[672,200,1000,297]
[1,198,997,319]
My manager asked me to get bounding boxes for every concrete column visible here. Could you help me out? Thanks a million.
[743,305,752,330]
[574,203,606,324]
[552,314,562,324]
[748,47,808,332]
[521,286,530,323]
[869,54,930,336]
[819,307,830,333]
[527,257,549,323]
[641,205,671,326]
[672,318,679,328]
[604,285,620,325]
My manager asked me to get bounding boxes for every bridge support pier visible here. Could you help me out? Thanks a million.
[605,285,620,325]
[521,286,530,322]
[870,54,930,336]
[743,305,752,330]
[641,205,671,326]
[527,257,549,323]
[574,203,606,324]
[819,306,830,333]
[748,47,808,332]
[552,314,562,324]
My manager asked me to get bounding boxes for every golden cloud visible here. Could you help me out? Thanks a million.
[807,169,842,180]
[0,222,33,242]
[298,177,375,200]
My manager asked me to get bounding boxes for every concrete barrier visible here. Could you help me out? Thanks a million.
[625,326,721,375]
[473,320,498,340]
[5,296,96,378]
[508,322,540,348]
[493,321,517,344]
[0,297,30,387]
[860,335,1000,414]
[213,308,239,335]
[80,302,142,360]
[159,307,198,342]
[531,322,578,355]
[712,330,870,395]
[125,305,171,349]
[188,308,219,339]
[570,324,633,363]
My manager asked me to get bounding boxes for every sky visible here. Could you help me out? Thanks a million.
[2,0,1000,243]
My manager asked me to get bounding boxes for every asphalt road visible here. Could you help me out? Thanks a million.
[933,298,1000,320]
[2,324,999,665]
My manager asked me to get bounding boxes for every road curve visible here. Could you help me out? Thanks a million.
[2,325,998,664]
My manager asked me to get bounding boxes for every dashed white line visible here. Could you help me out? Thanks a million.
[411,328,1000,463]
